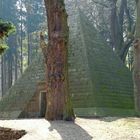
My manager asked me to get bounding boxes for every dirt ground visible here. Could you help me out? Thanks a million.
[0,127,26,140]
[0,117,140,140]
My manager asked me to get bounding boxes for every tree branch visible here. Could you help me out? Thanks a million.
[92,0,109,8]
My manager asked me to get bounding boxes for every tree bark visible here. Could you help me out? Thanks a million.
[1,55,5,96]
[15,37,18,81]
[133,0,140,112]
[20,0,23,74]
[44,0,75,121]
[7,50,13,88]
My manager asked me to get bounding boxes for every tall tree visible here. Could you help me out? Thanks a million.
[43,0,75,121]
[110,0,135,61]
[133,0,140,113]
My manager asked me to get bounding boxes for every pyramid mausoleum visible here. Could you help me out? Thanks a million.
[0,2,135,119]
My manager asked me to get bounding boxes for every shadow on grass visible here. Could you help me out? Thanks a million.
[48,120,93,140]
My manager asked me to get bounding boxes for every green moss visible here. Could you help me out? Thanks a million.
[63,96,75,121]
[68,10,135,116]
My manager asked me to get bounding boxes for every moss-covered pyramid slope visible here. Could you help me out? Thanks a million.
[67,8,135,116]
[0,54,46,119]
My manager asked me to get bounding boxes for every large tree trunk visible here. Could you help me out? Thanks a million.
[133,0,140,112]
[44,0,75,121]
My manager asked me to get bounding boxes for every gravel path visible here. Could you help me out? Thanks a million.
[0,117,140,140]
